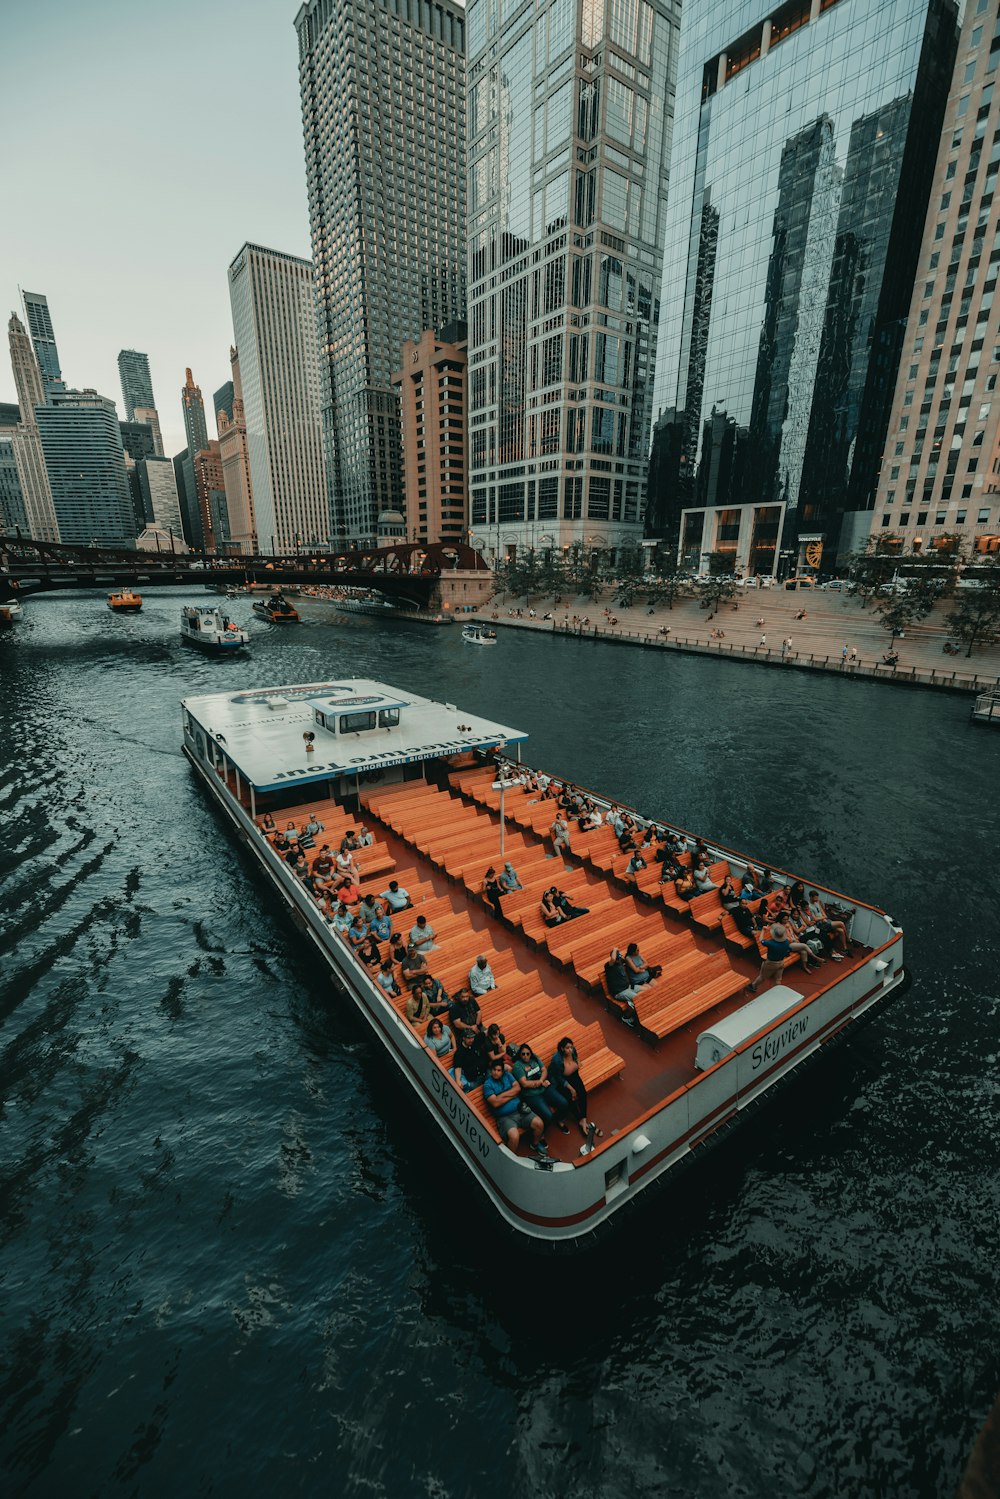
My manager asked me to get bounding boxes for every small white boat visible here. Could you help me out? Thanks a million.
[0,598,23,625]
[462,622,497,645]
[180,605,249,652]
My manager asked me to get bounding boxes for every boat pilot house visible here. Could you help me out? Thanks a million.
[182,677,905,1246]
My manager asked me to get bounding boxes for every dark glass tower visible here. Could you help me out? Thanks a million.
[649,0,958,573]
[22,291,63,400]
[117,349,156,421]
[296,0,467,543]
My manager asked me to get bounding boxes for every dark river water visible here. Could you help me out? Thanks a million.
[1,589,998,1498]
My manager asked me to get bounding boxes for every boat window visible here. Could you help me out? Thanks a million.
[378,708,400,728]
[314,710,328,730]
[339,711,377,733]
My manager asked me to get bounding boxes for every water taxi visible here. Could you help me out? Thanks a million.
[462,622,497,645]
[181,678,906,1247]
[107,589,143,613]
[971,686,1000,725]
[253,594,300,624]
[180,605,249,653]
[0,598,23,625]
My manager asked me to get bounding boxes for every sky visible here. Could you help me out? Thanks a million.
[0,0,311,457]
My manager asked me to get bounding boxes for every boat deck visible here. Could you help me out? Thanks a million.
[232,758,871,1169]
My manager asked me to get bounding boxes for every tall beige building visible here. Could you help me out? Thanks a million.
[872,2,1000,562]
[217,346,256,554]
[227,242,328,553]
[5,312,60,542]
[392,323,468,546]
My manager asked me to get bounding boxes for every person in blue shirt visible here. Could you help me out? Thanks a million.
[369,909,393,942]
[482,1061,548,1154]
[500,861,523,892]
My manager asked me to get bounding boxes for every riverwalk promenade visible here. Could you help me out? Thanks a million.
[472,587,1000,695]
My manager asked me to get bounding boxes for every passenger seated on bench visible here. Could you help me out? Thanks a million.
[659,852,683,885]
[261,813,277,833]
[469,956,497,995]
[335,847,360,882]
[554,888,589,919]
[804,891,852,952]
[301,814,324,846]
[578,802,601,832]
[272,831,290,854]
[380,880,411,912]
[740,869,763,902]
[375,960,401,997]
[369,908,391,942]
[347,914,369,950]
[331,901,354,934]
[617,824,638,853]
[692,858,718,894]
[640,824,658,849]
[408,914,437,953]
[512,1044,571,1131]
[609,806,626,838]
[451,1029,490,1093]
[674,867,697,899]
[548,1038,602,1142]
[356,932,382,967]
[424,1017,454,1059]
[758,867,778,894]
[485,1022,507,1067]
[401,947,428,982]
[605,949,643,1022]
[407,977,450,1024]
[499,861,523,891]
[355,825,375,847]
[341,831,359,851]
[541,888,566,927]
[483,1061,548,1154]
[625,849,647,881]
[719,874,740,911]
[482,867,506,919]
[451,989,484,1039]
[313,845,335,878]
[624,942,659,985]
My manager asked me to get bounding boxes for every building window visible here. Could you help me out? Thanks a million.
[978,508,990,522]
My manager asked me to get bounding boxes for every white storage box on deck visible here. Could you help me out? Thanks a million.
[695,985,803,1071]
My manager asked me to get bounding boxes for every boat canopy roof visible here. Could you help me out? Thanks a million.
[181,678,527,792]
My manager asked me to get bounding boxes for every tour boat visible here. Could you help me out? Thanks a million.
[462,622,497,645]
[180,605,249,652]
[107,589,143,613]
[181,678,906,1247]
[253,595,300,624]
[0,598,22,624]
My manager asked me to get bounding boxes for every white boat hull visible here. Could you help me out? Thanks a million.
[183,736,907,1247]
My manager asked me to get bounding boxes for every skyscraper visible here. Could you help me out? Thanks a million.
[649,0,958,576]
[117,349,156,421]
[217,347,257,554]
[22,291,63,399]
[5,312,61,542]
[180,368,208,548]
[464,0,679,560]
[181,367,208,462]
[228,243,327,553]
[392,322,468,547]
[213,381,234,426]
[296,0,467,543]
[192,441,229,553]
[133,406,164,456]
[36,389,134,545]
[0,434,28,534]
[135,457,184,539]
[872,0,1000,562]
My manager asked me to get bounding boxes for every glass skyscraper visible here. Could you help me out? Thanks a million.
[117,349,156,421]
[296,0,467,544]
[648,0,958,577]
[36,390,135,545]
[228,242,328,554]
[465,0,679,560]
[22,291,63,400]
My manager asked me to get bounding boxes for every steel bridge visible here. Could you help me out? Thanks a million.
[0,536,488,610]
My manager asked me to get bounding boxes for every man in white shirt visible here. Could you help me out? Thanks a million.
[469,955,496,995]
[380,881,411,912]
